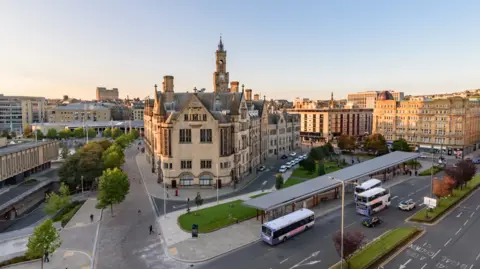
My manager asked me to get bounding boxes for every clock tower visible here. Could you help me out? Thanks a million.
[213,36,230,92]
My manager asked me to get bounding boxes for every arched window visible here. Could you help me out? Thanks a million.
[180,173,194,186]
[199,174,213,186]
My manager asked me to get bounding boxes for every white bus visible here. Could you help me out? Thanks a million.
[354,179,382,201]
[356,187,391,216]
[261,208,315,245]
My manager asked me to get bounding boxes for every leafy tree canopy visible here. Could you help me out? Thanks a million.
[111,128,122,139]
[73,127,85,138]
[364,133,388,154]
[392,138,411,152]
[332,230,365,263]
[46,128,57,139]
[97,168,130,215]
[44,183,71,215]
[103,127,112,138]
[58,129,71,139]
[87,128,97,139]
[26,219,62,263]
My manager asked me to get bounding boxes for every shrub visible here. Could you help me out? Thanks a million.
[0,255,40,266]
[60,204,82,227]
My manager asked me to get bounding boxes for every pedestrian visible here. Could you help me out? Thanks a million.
[138,209,142,215]
[44,251,49,262]
[149,225,153,235]
[90,214,94,222]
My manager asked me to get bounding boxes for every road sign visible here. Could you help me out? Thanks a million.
[423,197,437,209]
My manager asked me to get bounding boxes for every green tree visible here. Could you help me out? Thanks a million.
[1,130,11,139]
[102,144,125,169]
[73,127,85,138]
[97,139,113,151]
[309,146,326,162]
[318,161,326,176]
[46,128,57,139]
[25,219,62,269]
[44,183,71,215]
[35,130,44,140]
[275,174,284,189]
[24,125,32,138]
[364,133,388,155]
[87,128,97,139]
[58,129,71,139]
[60,146,69,159]
[103,127,112,138]
[111,128,121,139]
[130,129,140,139]
[392,138,411,152]
[96,168,130,215]
[114,134,131,149]
[299,157,316,174]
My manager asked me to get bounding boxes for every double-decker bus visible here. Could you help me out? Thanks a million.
[356,187,391,216]
[261,208,315,245]
[354,179,382,201]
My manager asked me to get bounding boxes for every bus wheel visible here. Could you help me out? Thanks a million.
[283,237,287,243]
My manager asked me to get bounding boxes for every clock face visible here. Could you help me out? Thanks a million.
[219,60,223,65]
[219,74,225,81]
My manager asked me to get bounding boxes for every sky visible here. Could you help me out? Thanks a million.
[1,0,480,101]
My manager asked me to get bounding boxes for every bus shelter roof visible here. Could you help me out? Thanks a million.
[243,151,420,211]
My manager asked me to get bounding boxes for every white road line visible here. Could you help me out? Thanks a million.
[455,228,462,235]
[476,205,480,210]
[280,257,289,264]
[469,264,474,269]
[419,203,425,206]
[408,192,415,197]
[172,204,187,209]
[457,212,463,218]
[464,220,469,226]
[345,221,356,228]
[421,263,428,269]
[471,212,475,218]
[444,238,452,247]
[392,196,398,200]
[422,242,427,247]
[432,249,441,259]
[476,252,480,261]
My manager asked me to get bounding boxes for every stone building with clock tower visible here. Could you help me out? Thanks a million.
[213,37,230,92]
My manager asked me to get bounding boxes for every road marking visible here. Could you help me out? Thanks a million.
[392,196,398,200]
[289,251,320,269]
[464,220,469,226]
[470,212,475,218]
[408,192,415,197]
[345,221,356,228]
[432,249,441,259]
[399,258,412,269]
[419,203,424,206]
[172,204,187,209]
[476,252,480,261]
[444,238,452,247]
[476,205,480,210]
[455,228,462,235]
[457,212,463,218]
[422,242,428,246]
[421,263,428,269]
[280,257,289,264]
[469,264,474,269]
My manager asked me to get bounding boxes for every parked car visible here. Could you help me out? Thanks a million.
[257,166,266,172]
[290,152,297,157]
[398,199,416,211]
[472,158,480,164]
[278,165,287,173]
[281,154,288,159]
[362,217,382,228]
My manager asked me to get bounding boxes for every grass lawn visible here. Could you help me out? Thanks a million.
[178,200,257,233]
[410,175,480,222]
[291,161,343,179]
[283,178,304,188]
[419,166,443,176]
[332,227,419,269]
[250,192,269,199]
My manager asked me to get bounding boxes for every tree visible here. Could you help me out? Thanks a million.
[60,146,69,159]
[392,138,411,152]
[102,144,125,170]
[35,130,44,140]
[44,183,71,215]
[456,160,476,187]
[46,128,57,139]
[309,146,326,162]
[24,125,32,138]
[299,157,316,174]
[130,129,140,139]
[432,178,450,205]
[25,219,62,269]
[58,129,71,139]
[364,133,388,155]
[87,128,97,139]
[73,127,85,138]
[1,130,11,139]
[97,139,113,151]
[338,135,356,151]
[96,168,130,215]
[103,127,112,138]
[318,160,326,176]
[114,134,131,149]
[332,230,365,267]
[111,128,121,139]
[10,131,17,138]
[275,174,284,189]
[195,192,204,208]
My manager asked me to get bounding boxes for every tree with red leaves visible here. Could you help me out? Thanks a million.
[445,160,476,189]
[432,178,450,205]
[332,230,365,267]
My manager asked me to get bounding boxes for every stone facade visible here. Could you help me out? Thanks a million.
[267,111,301,157]
[373,94,480,156]
[348,90,404,109]
[49,103,111,123]
[96,87,119,101]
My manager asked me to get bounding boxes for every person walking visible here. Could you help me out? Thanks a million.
[90,214,94,222]
[44,251,49,262]
[149,225,153,235]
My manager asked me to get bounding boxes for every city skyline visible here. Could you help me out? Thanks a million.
[1,1,480,100]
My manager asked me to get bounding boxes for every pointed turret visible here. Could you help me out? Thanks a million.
[217,35,224,52]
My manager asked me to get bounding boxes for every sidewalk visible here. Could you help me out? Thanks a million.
[159,158,435,263]
[0,198,102,269]
[136,151,285,201]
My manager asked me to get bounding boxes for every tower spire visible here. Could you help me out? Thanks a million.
[218,34,224,51]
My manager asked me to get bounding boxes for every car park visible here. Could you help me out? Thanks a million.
[398,199,416,211]
[278,166,287,173]
[286,162,293,169]
[362,217,382,228]
[290,152,297,157]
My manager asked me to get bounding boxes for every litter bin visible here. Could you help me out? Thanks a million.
[192,224,198,238]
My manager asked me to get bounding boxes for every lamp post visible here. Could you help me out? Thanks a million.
[81,175,84,197]
[216,163,220,204]
[329,176,345,269]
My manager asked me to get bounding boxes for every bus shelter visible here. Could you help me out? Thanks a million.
[243,151,420,223]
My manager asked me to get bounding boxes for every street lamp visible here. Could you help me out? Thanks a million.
[329,176,345,269]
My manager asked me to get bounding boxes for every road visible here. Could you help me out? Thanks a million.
[385,186,480,269]
[195,174,437,269]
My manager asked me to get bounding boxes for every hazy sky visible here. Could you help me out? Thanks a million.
[1,1,480,100]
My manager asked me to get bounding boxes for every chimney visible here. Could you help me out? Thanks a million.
[230,81,239,93]
[245,89,252,101]
[253,94,260,101]
[162,76,174,93]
